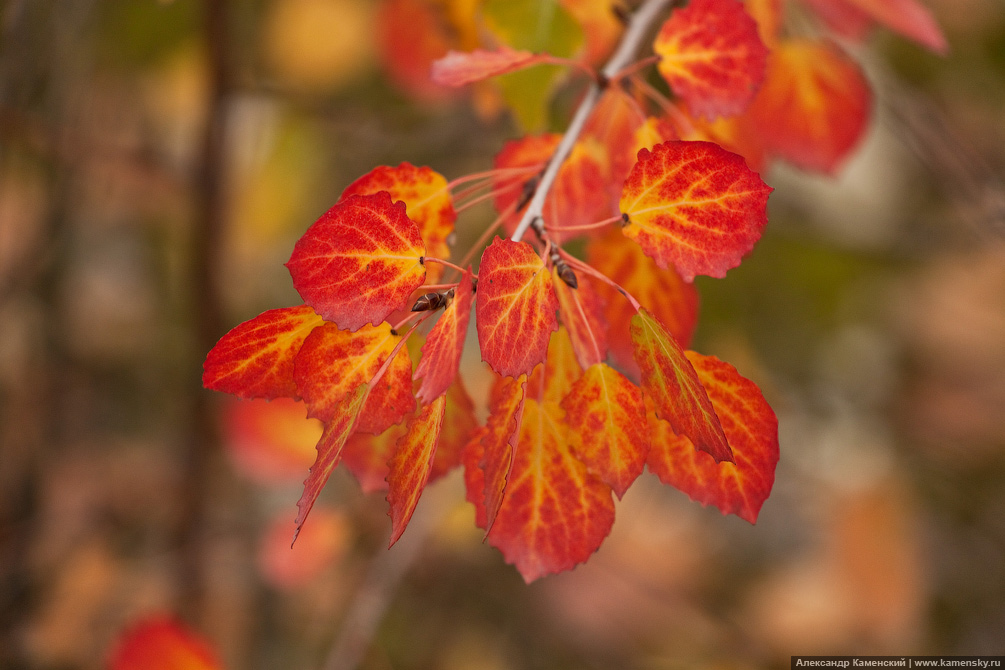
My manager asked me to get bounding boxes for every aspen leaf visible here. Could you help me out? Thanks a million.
[552,269,607,370]
[526,325,584,404]
[386,394,447,546]
[582,88,646,196]
[481,374,527,533]
[647,352,778,523]
[376,0,456,102]
[654,0,769,120]
[630,308,732,463]
[804,0,947,54]
[430,377,478,482]
[110,617,221,670]
[286,192,426,331]
[620,140,772,282]
[342,422,407,493]
[475,238,559,378]
[414,269,474,404]
[203,305,323,400]
[432,47,552,86]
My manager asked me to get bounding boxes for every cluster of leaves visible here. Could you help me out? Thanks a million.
[205,0,945,581]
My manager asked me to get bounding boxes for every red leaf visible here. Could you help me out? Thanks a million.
[295,383,369,540]
[562,363,649,498]
[386,394,447,546]
[430,377,478,482]
[414,269,474,404]
[654,0,769,120]
[526,325,584,404]
[462,426,490,529]
[481,374,527,532]
[647,352,778,523]
[620,140,772,281]
[746,39,872,174]
[109,617,221,670]
[583,88,647,197]
[745,0,784,48]
[376,0,456,102]
[342,423,407,493]
[432,47,551,86]
[630,308,732,462]
[804,0,947,54]
[203,305,323,399]
[487,399,615,582]
[357,341,415,435]
[287,191,426,331]
[475,238,559,378]
[552,268,607,370]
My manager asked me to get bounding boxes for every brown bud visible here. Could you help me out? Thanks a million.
[556,261,578,289]
[411,291,448,312]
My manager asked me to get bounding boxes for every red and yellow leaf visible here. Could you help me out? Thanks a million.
[342,422,407,493]
[481,374,527,532]
[430,377,478,481]
[587,227,699,379]
[487,399,615,582]
[295,383,369,539]
[526,326,583,404]
[583,88,646,195]
[746,39,872,174]
[745,0,784,48]
[561,363,649,498]
[414,269,474,404]
[804,0,947,54]
[109,617,221,670]
[356,342,415,435]
[386,394,447,546]
[475,238,559,377]
[552,268,607,370]
[203,305,323,399]
[630,308,732,462]
[647,352,778,523]
[286,191,426,331]
[462,426,490,528]
[431,47,552,86]
[620,140,772,282]
[654,0,769,120]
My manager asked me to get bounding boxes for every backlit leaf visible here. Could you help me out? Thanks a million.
[203,305,323,399]
[620,140,772,281]
[462,426,490,528]
[583,88,646,197]
[476,238,559,378]
[430,377,478,482]
[630,308,732,462]
[487,399,615,582]
[342,422,407,493]
[746,39,872,174]
[432,47,551,86]
[654,0,769,120]
[481,374,527,532]
[804,0,947,54]
[552,268,607,369]
[386,394,447,546]
[647,352,778,523]
[526,325,584,403]
[414,269,474,404]
[562,363,649,498]
[357,341,414,435]
[287,191,426,331]
[295,383,369,540]
[109,617,220,670]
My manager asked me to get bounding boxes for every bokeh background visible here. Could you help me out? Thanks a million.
[1,0,1004,668]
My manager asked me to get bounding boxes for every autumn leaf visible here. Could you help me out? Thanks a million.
[357,341,415,435]
[432,47,554,86]
[341,422,406,493]
[552,268,607,370]
[386,394,447,546]
[376,0,456,102]
[475,238,559,378]
[746,39,872,174]
[647,352,778,523]
[560,0,624,64]
[630,308,731,462]
[109,617,221,670]
[620,140,772,282]
[487,399,615,582]
[203,305,323,399]
[745,0,784,48]
[562,363,649,498]
[803,0,947,54]
[286,191,426,331]
[295,383,369,540]
[526,325,584,404]
[430,377,478,482]
[414,269,474,404]
[462,427,490,528]
[481,374,527,533]
[222,397,320,484]
[582,88,646,195]
[654,0,769,120]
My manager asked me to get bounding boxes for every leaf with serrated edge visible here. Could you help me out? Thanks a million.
[295,383,369,541]
[432,47,552,86]
[526,326,584,404]
[620,140,772,282]
[562,363,649,498]
[286,192,426,331]
[654,0,769,120]
[476,238,558,378]
[630,308,732,462]
[552,268,607,370]
[414,269,474,404]
[204,305,323,399]
[487,399,615,582]
[386,394,447,546]
[647,352,778,523]
[481,374,527,532]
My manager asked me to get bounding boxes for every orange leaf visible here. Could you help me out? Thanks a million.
[630,308,732,462]
[109,617,220,670]
[222,397,320,485]
[414,269,474,404]
[340,163,456,273]
[620,140,772,281]
[526,325,584,404]
[431,47,551,86]
[342,422,407,493]
[587,227,699,378]
[745,0,784,48]
[475,238,558,378]
[295,383,369,539]
[552,268,607,369]
[430,377,478,482]
[481,374,527,532]
[746,39,872,174]
[203,305,323,399]
[561,363,649,498]
[583,88,646,196]
[487,399,615,582]
[462,426,490,528]
[560,0,624,64]
[376,0,456,102]
[654,0,769,120]
[287,191,426,331]
[804,0,947,54]
[386,394,447,546]
[357,341,415,435]
[647,352,778,523]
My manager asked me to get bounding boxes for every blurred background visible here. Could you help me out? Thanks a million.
[1,0,1004,668]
